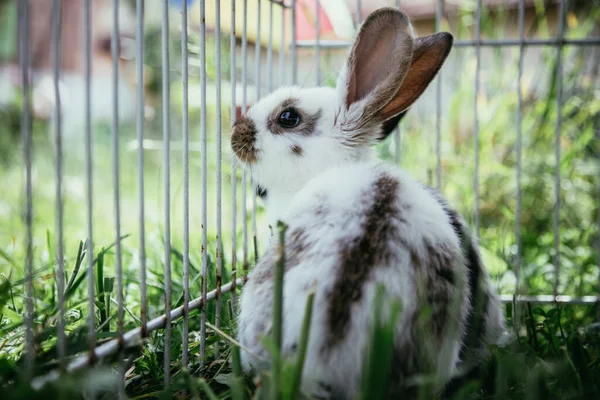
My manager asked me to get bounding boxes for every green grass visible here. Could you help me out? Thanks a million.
[0,234,599,399]
[1,1,600,398]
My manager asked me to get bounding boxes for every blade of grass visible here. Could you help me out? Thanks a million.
[64,240,84,295]
[47,230,56,309]
[526,302,539,350]
[197,378,220,400]
[358,284,401,400]
[109,296,142,325]
[170,247,199,275]
[231,344,245,400]
[97,250,106,332]
[288,289,315,400]
[63,234,131,301]
[104,276,114,331]
[205,320,262,360]
[272,220,288,400]
[0,248,21,273]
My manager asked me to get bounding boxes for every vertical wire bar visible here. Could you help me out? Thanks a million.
[292,0,297,85]
[435,0,442,189]
[136,0,147,338]
[230,0,237,310]
[252,0,261,262]
[597,112,600,321]
[83,0,96,366]
[267,0,273,91]
[254,0,261,102]
[161,0,172,383]
[514,0,524,331]
[181,0,190,368]
[474,0,481,238]
[553,0,565,297]
[215,0,223,340]
[279,2,285,85]
[241,0,249,282]
[394,0,401,165]
[19,0,34,378]
[199,0,209,361]
[355,0,361,26]
[111,0,125,395]
[314,0,320,85]
[52,0,66,371]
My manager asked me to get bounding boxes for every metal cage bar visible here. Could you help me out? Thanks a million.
[295,37,600,49]
[314,0,320,85]
[514,0,525,332]
[136,0,148,340]
[200,0,209,362]
[19,0,35,379]
[111,0,126,395]
[215,0,224,347]
[230,0,238,312]
[291,0,297,84]
[160,0,173,384]
[553,0,566,298]
[268,0,274,91]
[181,0,191,368]
[252,0,261,263]
[51,0,66,372]
[474,0,481,238]
[394,0,401,165]
[279,2,285,85]
[83,0,96,367]
[435,0,442,189]
[242,0,249,284]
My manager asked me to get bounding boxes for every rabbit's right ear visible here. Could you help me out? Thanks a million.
[335,8,414,141]
[336,7,453,144]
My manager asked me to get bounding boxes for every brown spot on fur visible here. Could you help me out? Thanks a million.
[290,144,304,156]
[326,174,400,347]
[386,342,422,398]
[397,237,458,348]
[286,228,309,268]
[423,185,490,365]
[231,116,259,163]
[423,241,457,337]
[314,202,328,217]
[247,227,309,286]
[267,98,322,136]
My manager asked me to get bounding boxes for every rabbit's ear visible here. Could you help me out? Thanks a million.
[337,8,415,130]
[378,32,453,121]
[378,110,407,141]
[376,32,453,141]
[337,7,453,142]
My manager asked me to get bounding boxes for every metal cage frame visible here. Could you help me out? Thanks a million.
[7,0,600,391]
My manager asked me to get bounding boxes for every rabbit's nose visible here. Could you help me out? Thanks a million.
[231,116,259,163]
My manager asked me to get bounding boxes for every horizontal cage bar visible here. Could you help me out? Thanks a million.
[31,279,244,390]
[295,37,600,49]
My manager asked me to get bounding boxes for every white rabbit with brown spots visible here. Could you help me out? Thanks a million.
[231,7,506,399]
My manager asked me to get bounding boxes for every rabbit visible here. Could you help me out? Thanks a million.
[231,7,506,399]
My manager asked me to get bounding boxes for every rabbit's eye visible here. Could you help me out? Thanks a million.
[277,109,301,128]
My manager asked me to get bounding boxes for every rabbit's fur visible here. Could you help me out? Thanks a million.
[231,7,506,399]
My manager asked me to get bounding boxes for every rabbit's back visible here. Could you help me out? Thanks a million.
[237,162,471,398]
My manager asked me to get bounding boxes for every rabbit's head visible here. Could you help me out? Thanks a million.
[231,7,452,209]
